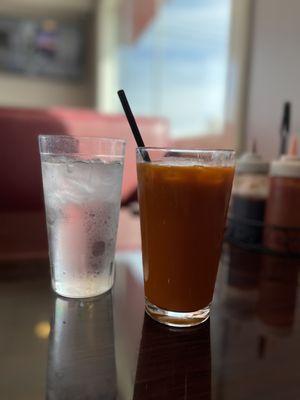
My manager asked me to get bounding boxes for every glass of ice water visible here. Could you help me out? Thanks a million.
[39,135,126,298]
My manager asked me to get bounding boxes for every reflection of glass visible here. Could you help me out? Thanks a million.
[223,245,262,319]
[113,253,145,400]
[133,315,211,399]
[213,248,300,396]
[227,245,261,290]
[213,246,262,397]
[257,254,299,334]
[47,293,116,399]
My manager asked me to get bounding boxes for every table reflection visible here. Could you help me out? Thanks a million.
[46,293,116,400]
[222,245,262,319]
[212,245,300,400]
[133,315,211,400]
[257,254,299,335]
[113,253,145,400]
[222,245,299,331]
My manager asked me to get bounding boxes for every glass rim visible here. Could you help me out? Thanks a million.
[136,146,235,154]
[38,134,126,145]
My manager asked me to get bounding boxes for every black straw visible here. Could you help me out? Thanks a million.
[117,89,150,162]
[279,101,291,156]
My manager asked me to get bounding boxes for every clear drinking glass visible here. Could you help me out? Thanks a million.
[39,135,126,298]
[137,148,235,327]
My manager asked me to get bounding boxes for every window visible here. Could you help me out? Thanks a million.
[118,0,231,139]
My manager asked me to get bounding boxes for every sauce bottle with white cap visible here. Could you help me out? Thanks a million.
[228,147,269,245]
[264,135,300,254]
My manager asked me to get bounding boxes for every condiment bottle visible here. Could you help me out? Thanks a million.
[264,145,300,254]
[228,151,269,245]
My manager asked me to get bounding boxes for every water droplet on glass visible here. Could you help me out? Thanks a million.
[92,241,105,256]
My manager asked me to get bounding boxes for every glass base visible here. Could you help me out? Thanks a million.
[52,280,113,299]
[145,299,210,327]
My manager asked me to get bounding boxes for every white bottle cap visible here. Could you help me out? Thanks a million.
[236,152,269,174]
[270,156,300,178]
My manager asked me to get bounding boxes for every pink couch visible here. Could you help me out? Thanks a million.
[0,107,169,260]
[0,107,169,211]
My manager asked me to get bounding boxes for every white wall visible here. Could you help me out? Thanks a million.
[245,0,300,160]
[0,74,92,108]
[225,0,253,152]
[0,0,93,17]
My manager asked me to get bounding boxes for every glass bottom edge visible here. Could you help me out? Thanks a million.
[145,299,210,327]
[52,282,113,299]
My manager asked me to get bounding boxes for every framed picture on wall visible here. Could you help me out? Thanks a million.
[0,16,86,81]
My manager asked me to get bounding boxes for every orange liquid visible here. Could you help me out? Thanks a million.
[137,161,234,312]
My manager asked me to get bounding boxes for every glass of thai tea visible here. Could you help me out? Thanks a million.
[137,148,235,327]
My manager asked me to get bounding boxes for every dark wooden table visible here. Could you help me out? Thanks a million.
[1,245,300,399]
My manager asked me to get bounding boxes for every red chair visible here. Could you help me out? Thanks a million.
[0,107,170,260]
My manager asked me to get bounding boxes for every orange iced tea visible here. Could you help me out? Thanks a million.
[137,152,234,320]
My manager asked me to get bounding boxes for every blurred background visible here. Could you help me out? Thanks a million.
[2,2,300,399]
[1,0,300,256]
[0,0,239,149]
[1,0,299,154]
